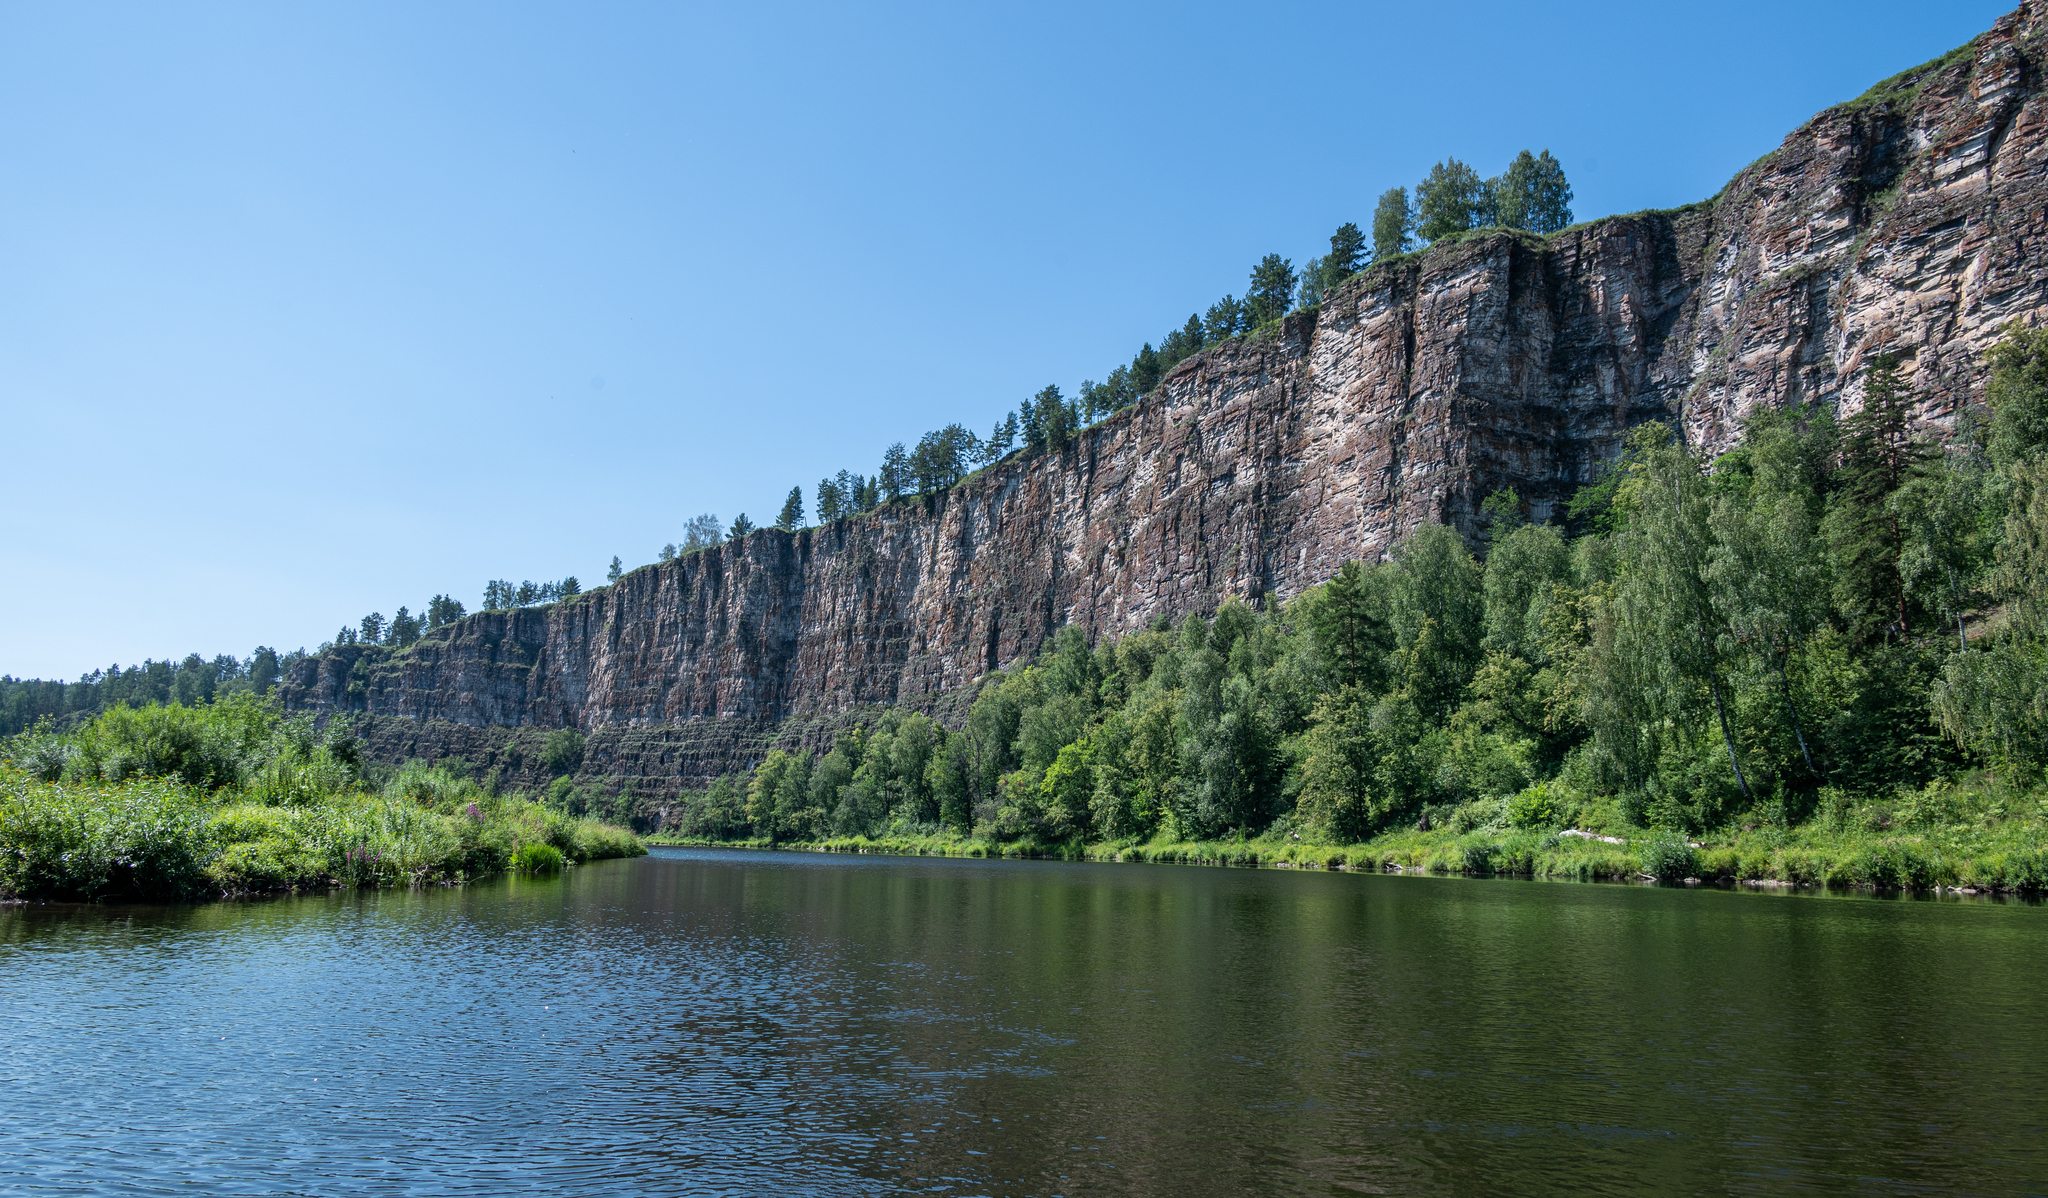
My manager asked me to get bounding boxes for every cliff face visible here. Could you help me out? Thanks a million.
[284,5,2048,796]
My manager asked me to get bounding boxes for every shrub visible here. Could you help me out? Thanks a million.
[541,729,586,777]
[0,777,214,901]
[1639,835,1699,881]
[1506,781,1566,829]
[514,843,565,874]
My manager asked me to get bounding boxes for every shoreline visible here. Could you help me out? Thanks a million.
[642,831,2048,898]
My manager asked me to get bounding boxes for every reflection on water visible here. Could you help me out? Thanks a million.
[2,848,2044,1195]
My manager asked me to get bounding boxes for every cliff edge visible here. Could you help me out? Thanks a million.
[284,4,2048,801]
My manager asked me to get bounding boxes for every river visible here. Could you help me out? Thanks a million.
[2,847,2043,1194]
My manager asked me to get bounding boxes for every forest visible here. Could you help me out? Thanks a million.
[651,327,2048,888]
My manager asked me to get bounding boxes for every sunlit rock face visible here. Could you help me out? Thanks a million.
[284,4,2048,791]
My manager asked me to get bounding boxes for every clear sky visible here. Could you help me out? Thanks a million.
[0,0,2015,679]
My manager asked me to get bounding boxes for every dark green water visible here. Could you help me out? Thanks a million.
[2,848,2043,1195]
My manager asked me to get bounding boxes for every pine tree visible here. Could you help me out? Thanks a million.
[560,576,580,597]
[879,443,909,498]
[429,594,467,626]
[607,557,623,583]
[1246,254,1296,325]
[1373,187,1413,260]
[359,613,385,644]
[1033,385,1073,452]
[1825,352,1933,642]
[1131,343,1162,393]
[728,513,754,541]
[776,485,804,530]
[1325,221,1366,284]
[1204,296,1246,343]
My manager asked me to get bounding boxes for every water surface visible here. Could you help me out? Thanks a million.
[3,848,2044,1194]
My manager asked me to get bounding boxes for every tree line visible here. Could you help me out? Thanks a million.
[2,651,288,735]
[9,149,1577,707]
[665,326,2044,845]
[1,592,486,734]
[636,150,1574,575]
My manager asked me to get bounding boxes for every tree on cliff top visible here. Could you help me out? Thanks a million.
[1325,222,1366,285]
[1416,159,1489,242]
[728,513,754,542]
[1245,254,1296,325]
[1497,149,1573,234]
[1373,187,1413,260]
[681,513,722,552]
[777,486,804,530]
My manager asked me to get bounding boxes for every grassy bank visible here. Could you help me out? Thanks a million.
[649,774,2048,893]
[1,699,642,903]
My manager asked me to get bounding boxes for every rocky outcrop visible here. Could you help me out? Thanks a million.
[284,5,2048,798]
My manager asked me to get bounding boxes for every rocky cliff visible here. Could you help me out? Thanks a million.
[284,4,2048,802]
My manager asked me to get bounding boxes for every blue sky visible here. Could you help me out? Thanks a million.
[0,0,2013,679]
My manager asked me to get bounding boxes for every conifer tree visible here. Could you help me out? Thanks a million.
[879,443,909,498]
[1204,297,1247,343]
[1325,221,1366,285]
[1132,343,1162,392]
[728,513,754,541]
[777,486,804,530]
[1825,352,1932,642]
[607,557,623,583]
[428,594,466,627]
[1246,254,1296,324]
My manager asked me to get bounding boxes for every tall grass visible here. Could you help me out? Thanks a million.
[1,703,642,902]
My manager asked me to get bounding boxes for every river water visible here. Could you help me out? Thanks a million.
[2,847,2043,1195]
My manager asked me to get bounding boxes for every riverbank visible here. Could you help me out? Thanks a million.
[649,803,2048,893]
[0,769,643,903]
[1,698,643,902]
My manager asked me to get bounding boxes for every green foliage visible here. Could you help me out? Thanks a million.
[1824,352,1935,643]
[1372,187,1413,260]
[1416,158,1488,241]
[1495,149,1573,234]
[1639,834,1700,881]
[541,728,585,777]
[637,330,2048,892]
[0,704,641,901]
[1323,222,1366,287]
[776,486,804,530]
[1986,323,2048,470]
[1245,254,1296,326]
[513,842,565,874]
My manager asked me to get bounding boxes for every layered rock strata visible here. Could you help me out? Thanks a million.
[285,6,2048,801]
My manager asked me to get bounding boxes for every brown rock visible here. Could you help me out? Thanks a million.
[285,5,2048,804]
